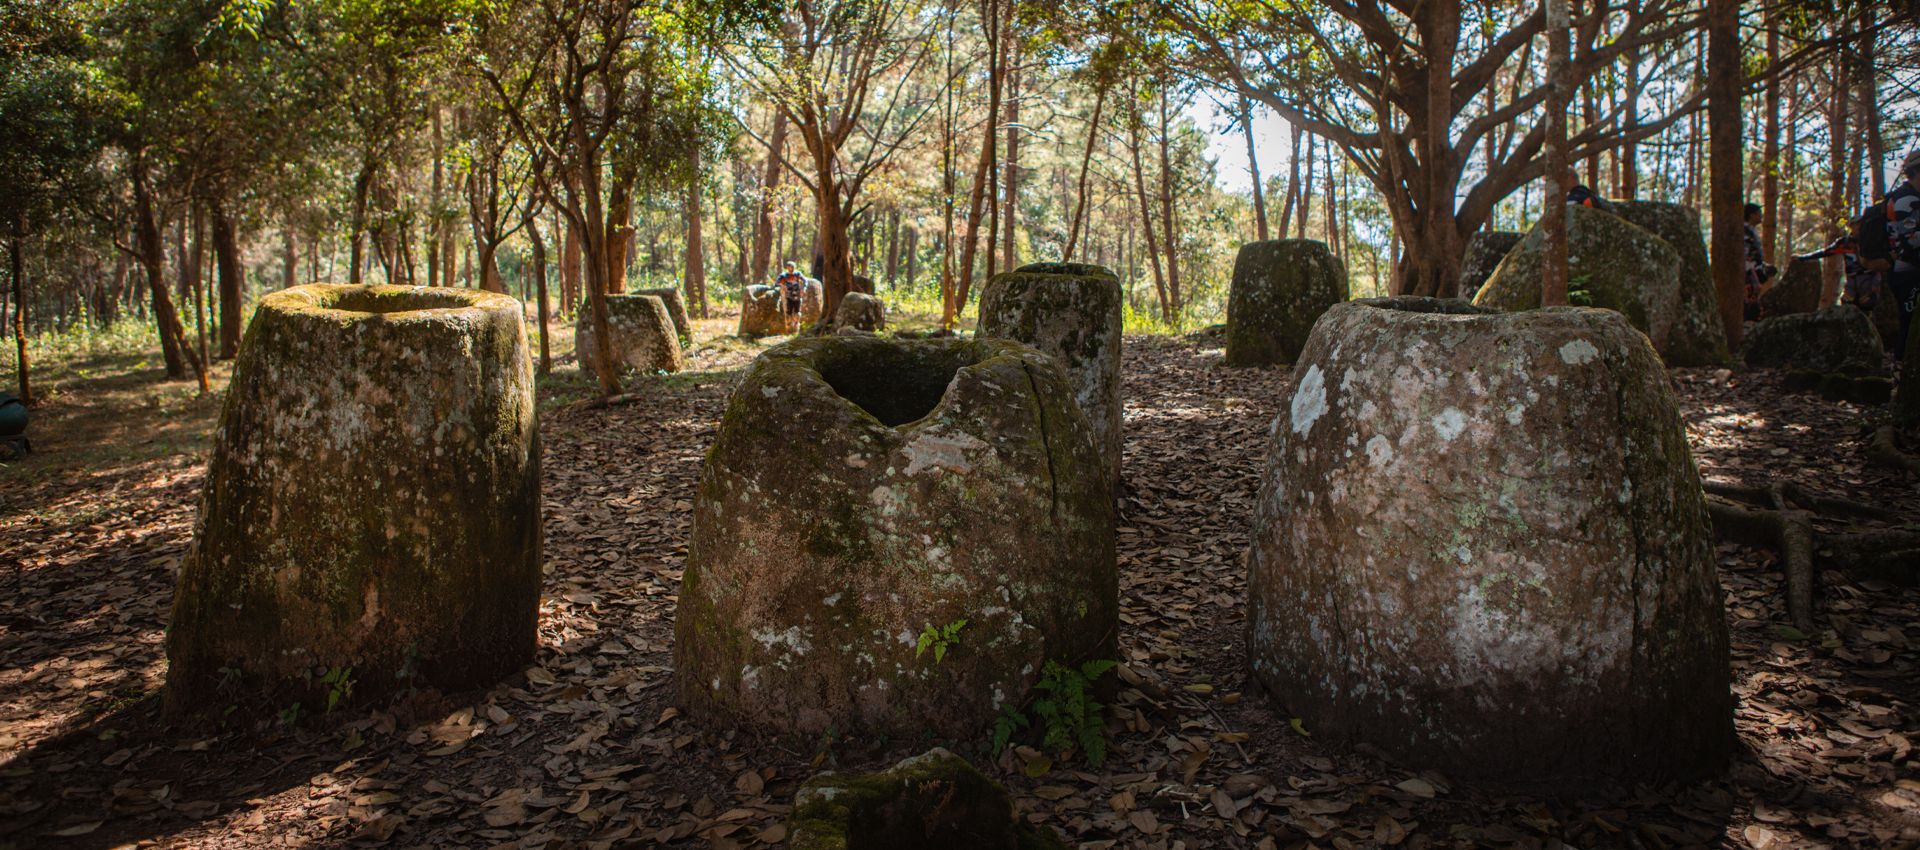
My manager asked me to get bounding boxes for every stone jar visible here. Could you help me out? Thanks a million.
[1225,239,1349,367]
[979,263,1123,492]
[675,336,1116,739]
[1246,297,1732,789]
[577,293,684,373]
[166,284,541,715]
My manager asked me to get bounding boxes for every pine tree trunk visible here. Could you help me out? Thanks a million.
[1541,0,1572,307]
[528,211,551,374]
[10,224,29,406]
[1065,83,1107,260]
[685,151,708,321]
[1156,86,1181,318]
[1708,0,1748,349]
[1242,95,1268,242]
[1001,45,1020,270]
[950,0,1004,325]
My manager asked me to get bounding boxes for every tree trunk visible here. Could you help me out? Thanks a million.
[1296,133,1314,239]
[1541,0,1572,307]
[212,198,245,359]
[10,224,29,406]
[1156,86,1182,318]
[1825,41,1850,305]
[573,149,622,397]
[1762,17,1781,263]
[282,222,297,290]
[1623,49,1640,200]
[133,163,204,389]
[1708,0,1747,350]
[1064,82,1107,260]
[814,185,856,320]
[1242,95,1269,241]
[527,210,551,375]
[752,110,787,286]
[430,108,443,288]
[950,0,1004,326]
[1858,12,1883,200]
[1001,44,1021,270]
[1279,123,1302,236]
[685,152,708,322]
[1128,107,1170,322]
[349,159,373,285]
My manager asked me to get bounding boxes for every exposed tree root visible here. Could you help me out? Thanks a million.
[1704,481,1920,632]
[1870,426,1920,478]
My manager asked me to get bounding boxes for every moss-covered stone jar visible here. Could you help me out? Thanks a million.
[166,284,541,716]
[979,263,1123,492]
[739,280,823,337]
[1246,297,1732,789]
[1224,239,1349,367]
[576,293,684,373]
[1607,200,1729,365]
[675,336,1116,739]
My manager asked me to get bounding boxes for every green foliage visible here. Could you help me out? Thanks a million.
[991,659,1118,767]
[914,618,967,664]
[320,666,355,712]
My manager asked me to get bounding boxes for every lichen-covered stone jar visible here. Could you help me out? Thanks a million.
[675,336,1116,739]
[577,292,684,373]
[1246,297,1731,788]
[979,263,1124,492]
[166,284,541,715]
[1224,239,1349,367]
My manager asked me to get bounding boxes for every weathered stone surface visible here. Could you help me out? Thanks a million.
[834,292,886,332]
[739,281,824,337]
[1474,203,1689,363]
[852,274,876,295]
[675,336,1116,738]
[1248,297,1732,788]
[1872,295,1901,352]
[1225,239,1349,367]
[1457,230,1523,299]
[789,748,1066,850]
[1608,200,1730,365]
[1761,258,1824,318]
[1744,305,1886,377]
[978,267,1123,492]
[167,285,541,715]
[633,286,692,342]
[577,294,684,373]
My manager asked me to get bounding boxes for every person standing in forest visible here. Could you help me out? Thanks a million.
[1744,203,1777,321]
[1862,151,1920,353]
[1565,168,1610,211]
[775,261,807,333]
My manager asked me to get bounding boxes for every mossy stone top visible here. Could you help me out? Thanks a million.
[978,268,1123,492]
[1607,200,1730,365]
[1744,305,1887,376]
[675,336,1117,740]
[1225,239,1349,367]
[1248,297,1731,789]
[167,285,541,716]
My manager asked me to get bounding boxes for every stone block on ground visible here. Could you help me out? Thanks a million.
[1474,203,1688,363]
[674,336,1116,739]
[834,291,886,332]
[166,284,541,715]
[978,266,1123,491]
[1761,258,1825,318]
[739,281,824,338]
[577,293,684,373]
[1458,230,1523,299]
[1607,200,1729,365]
[789,748,1066,850]
[1744,305,1886,377]
[1247,297,1732,789]
[1224,239,1349,367]
[633,286,692,342]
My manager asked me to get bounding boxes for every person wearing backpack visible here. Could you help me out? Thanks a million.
[1862,150,1920,353]
[1744,203,1778,321]
[774,261,808,333]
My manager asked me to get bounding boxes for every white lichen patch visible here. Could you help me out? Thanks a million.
[1291,365,1329,435]
[1559,339,1600,365]
[900,431,987,476]
[1431,407,1468,443]
[752,626,812,656]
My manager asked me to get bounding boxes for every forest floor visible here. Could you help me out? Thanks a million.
[2,310,1919,850]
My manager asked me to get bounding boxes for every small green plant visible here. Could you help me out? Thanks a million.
[914,619,967,664]
[278,702,304,726]
[320,666,355,713]
[991,659,1119,767]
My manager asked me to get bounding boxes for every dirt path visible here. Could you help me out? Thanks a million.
[2,332,1917,849]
